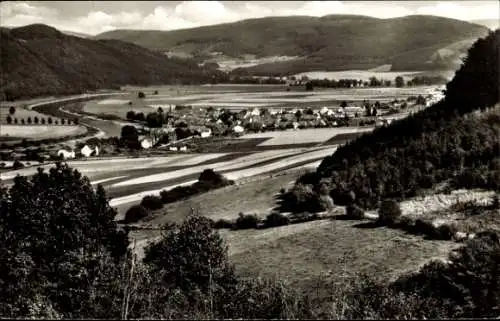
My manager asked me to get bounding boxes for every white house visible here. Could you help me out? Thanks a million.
[179,146,187,152]
[344,106,364,113]
[169,146,178,151]
[200,128,212,138]
[80,145,99,157]
[319,107,330,115]
[141,138,153,149]
[320,107,335,116]
[233,125,245,133]
[250,108,261,116]
[57,149,75,159]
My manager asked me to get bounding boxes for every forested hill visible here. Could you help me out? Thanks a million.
[0,24,225,101]
[284,29,500,212]
[95,15,489,73]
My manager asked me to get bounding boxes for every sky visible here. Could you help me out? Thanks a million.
[0,1,498,35]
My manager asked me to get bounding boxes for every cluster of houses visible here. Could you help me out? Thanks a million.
[57,144,99,160]
[142,90,445,144]
[204,105,371,134]
[0,142,101,161]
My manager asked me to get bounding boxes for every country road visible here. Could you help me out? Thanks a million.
[28,92,128,140]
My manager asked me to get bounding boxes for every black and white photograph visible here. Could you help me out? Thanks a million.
[0,0,499,319]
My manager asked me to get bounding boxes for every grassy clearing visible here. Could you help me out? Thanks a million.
[225,218,457,298]
[125,170,300,226]
[128,212,457,300]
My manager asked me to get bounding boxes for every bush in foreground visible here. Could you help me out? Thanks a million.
[124,204,150,223]
[233,213,260,230]
[492,193,500,209]
[198,168,233,186]
[280,183,325,213]
[414,218,436,236]
[391,230,500,318]
[140,195,163,210]
[264,212,290,228]
[378,200,402,225]
[144,216,236,295]
[345,204,365,219]
[138,215,314,319]
[0,163,129,318]
[289,212,320,224]
[212,218,234,229]
[159,170,233,205]
[12,160,24,170]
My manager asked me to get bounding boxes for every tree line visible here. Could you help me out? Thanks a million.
[5,115,77,125]
[4,106,78,125]
[303,74,447,89]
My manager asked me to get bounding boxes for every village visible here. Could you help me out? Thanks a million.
[0,86,445,166]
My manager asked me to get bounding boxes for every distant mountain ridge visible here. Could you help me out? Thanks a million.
[95,15,490,74]
[0,24,224,101]
[60,30,91,38]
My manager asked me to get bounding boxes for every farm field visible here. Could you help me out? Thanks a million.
[214,55,300,71]
[292,69,454,82]
[107,146,335,211]
[293,70,421,82]
[0,142,337,214]
[240,127,373,146]
[0,124,87,141]
[82,84,439,119]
